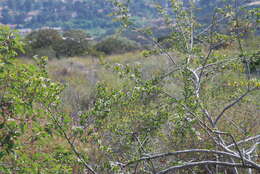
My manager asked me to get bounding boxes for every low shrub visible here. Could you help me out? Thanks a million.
[249,51,260,72]
[95,36,140,55]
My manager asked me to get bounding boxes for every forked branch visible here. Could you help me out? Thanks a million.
[124,149,260,170]
[156,161,257,174]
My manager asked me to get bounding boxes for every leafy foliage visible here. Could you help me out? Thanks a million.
[25,29,91,58]
[0,0,260,173]
[53,30,90,57]
[95,36,140,55]
[0,25,76,173]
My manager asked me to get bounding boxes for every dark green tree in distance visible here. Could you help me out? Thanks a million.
[25,29,62,49]
[53,30,90,57]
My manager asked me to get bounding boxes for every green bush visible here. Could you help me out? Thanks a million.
[25,29,62,49]
[95,36,139,55]
[24,29,91,58]
[249,51,260,72]
[0,25,73,173]
[53,30,90,57]
[24,29,62,58]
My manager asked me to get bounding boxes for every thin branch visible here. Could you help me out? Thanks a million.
[223,117,247,134]
[132,27,177,65]
[214,88,257,126]
[196,16,229,37]
[181,102,214,128]
[234,0,251,85]
[227,135,260,148]
[158,66,182,81]
[187,67,200,97]
[134,134,156,174]
[195,0,253,37]
[205,165,214,174]
[47,108,97,174]
[246,142,260,155]
[197,9,216,87]
[156,161,257,174]
[195,57,241,72]
[213,131,245,166]
[198,49,213,85]
[124,149,260,169]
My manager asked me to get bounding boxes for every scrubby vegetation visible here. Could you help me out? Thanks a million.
[23,29,141,58]
[95,36,140,55]
[0,0,260,174]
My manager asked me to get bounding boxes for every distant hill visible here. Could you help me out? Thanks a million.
[0,0,258,37]
[0,0,158,37]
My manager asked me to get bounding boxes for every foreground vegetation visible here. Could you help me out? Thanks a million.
[0,0,260,174]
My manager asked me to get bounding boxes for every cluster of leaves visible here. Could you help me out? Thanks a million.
[248,51,260,72]
[80,62,203,173]
[0,25,79,173]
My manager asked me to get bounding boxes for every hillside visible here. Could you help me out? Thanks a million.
[0,0,259,37]
[0,0,157,37]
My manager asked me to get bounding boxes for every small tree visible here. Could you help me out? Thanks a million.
[25,28,62,49]
[53,29,90,57]
[78,0,259,173]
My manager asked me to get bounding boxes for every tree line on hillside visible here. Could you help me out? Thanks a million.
[0,0,157,36]
[0,0,113,29]
[19,26,260,72]
[1,0,257,37]
[22,29,140,58]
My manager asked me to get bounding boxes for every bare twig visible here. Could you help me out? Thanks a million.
[214,88,258,126]
[196,16,229,37]
[47,108,97,174]
[195,57,241,72]
[132,27,177,65]
[246,142,260,155]
[133,134,156,174]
